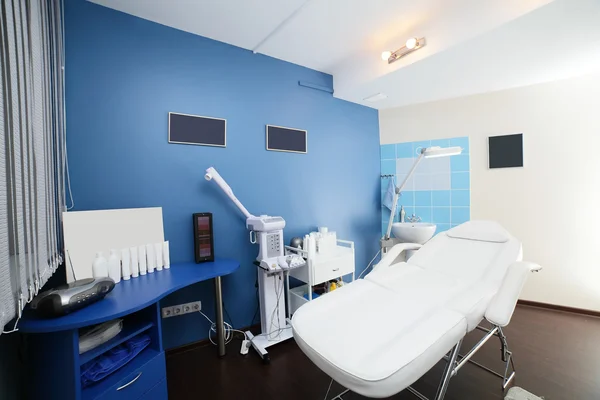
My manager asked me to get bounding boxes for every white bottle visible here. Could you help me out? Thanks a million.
[163,241,170,269]
[121,248,131,280]
[130,247,139,278]
[146,244,156,273]
[92,252,109,278]
[138,245,147,275]
[154,243,163,271]
[108,249,121,283]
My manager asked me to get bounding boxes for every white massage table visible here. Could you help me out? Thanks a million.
[292,221,541,399]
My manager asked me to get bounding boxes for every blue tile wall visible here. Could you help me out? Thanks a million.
[380,136,470,237]
[380,144,395,159]
[395,142,413,159]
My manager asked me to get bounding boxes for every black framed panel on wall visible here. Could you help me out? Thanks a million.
[168,112,226,147]
[488,133,524,169]
[266,125,307,154]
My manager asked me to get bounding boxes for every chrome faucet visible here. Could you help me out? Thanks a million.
[406,214,421,223]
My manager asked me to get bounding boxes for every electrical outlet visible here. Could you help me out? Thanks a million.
[189,301,201,312]
[172,305,183,316]
[162,301,201,318]
[161,306,173,318]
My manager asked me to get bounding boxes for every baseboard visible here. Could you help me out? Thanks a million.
[518,300,600,318]
[165,323,261,357]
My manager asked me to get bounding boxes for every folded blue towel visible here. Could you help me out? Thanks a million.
[383,177,397,211]
[81,334,151,388]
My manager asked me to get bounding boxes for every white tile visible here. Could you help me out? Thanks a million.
[427,157,451,173]
[430,173,451,190]
[396,158,415,175]
[413,174,432,191]
[415,159,431,174]
[396,174,414,191]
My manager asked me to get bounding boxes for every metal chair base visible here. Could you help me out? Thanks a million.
[407,324,516,400]
[323,324,516,400]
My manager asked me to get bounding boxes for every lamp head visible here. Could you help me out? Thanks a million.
[422,146,462,158]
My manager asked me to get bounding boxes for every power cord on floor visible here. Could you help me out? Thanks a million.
[323,378,334,400]
[357,249,381,279]
[248,326,292,348]
[198,310,247,346]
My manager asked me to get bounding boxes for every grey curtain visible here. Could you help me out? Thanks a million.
[0,0,66,332]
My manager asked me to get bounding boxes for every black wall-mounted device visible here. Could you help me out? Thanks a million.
[193,212,215,263]
[168,112,226,147]
[488,133,524,169]
[266,125,307,153]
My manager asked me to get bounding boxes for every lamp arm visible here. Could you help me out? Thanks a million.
[384,152,425,240]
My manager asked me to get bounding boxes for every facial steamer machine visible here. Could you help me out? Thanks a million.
[205,167,304,362]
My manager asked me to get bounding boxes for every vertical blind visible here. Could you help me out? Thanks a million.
[0,0,66,332]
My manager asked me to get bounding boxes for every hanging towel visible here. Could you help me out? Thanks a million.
[383,177,397,211]
[81,334,151,388]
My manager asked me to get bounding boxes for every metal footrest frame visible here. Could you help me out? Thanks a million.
[406,324,516,400]
[323,324,517,400]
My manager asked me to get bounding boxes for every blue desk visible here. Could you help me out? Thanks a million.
[19,259,240,400]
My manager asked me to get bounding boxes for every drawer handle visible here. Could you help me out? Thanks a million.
[117,372,142,391]
[332,268,339,272]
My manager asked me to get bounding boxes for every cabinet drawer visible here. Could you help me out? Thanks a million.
[95,351,165,400]
[312,250,354,285]
[138,379,168,400]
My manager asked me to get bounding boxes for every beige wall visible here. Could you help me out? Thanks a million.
[380,71,600,311]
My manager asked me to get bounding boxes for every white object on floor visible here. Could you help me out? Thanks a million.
[205,167,292,361]
[391,222,437,244]
[292,221,541,400]
[505,387,544,400]
[63,207,164,283]
[240,339,250,355]
[107,249,121,283]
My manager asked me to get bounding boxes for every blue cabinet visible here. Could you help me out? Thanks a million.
[19,260,240,400]
[92,351,165,400]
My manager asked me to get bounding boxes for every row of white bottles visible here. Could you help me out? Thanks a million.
[92,241,170,283]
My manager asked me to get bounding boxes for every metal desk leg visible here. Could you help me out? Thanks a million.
[214,276,226,357]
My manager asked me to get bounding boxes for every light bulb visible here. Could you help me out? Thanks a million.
[405,37,418,49]
[381,51,392,61]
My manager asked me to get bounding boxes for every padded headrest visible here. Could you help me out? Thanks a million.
[446,220,510,243]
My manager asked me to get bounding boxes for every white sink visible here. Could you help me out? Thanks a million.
[392,222,437,244]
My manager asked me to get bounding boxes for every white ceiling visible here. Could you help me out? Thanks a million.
[89,0,600,109]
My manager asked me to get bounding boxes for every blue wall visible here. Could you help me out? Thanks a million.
[380,137,470,235]
[64,0,380,349]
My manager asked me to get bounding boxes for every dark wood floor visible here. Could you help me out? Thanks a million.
[166,305,600,400]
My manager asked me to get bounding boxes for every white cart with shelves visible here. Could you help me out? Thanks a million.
[286,239,355,316]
